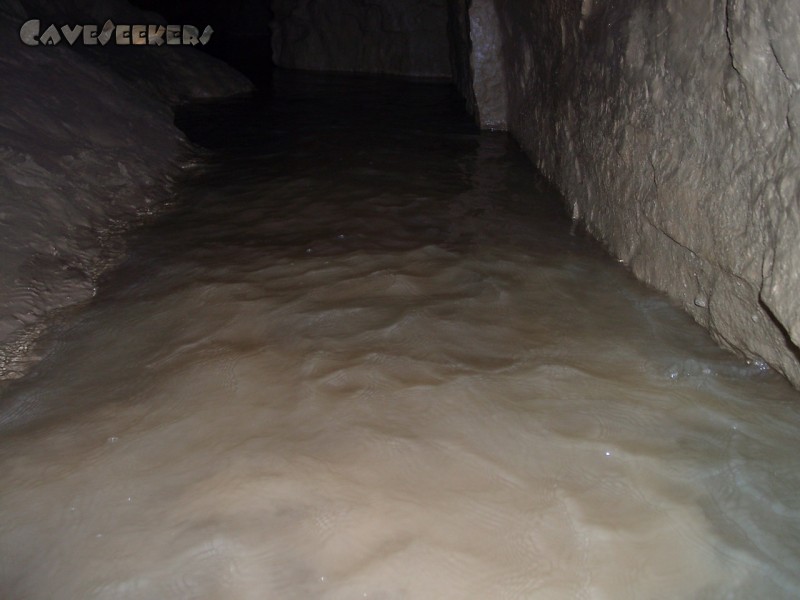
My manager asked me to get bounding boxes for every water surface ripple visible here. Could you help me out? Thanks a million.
[2,72,800,599]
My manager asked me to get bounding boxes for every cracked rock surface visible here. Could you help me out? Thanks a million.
[456,0,800,388]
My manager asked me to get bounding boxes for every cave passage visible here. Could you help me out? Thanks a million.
[2,71,800,598]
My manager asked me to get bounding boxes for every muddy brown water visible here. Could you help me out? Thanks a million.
[2,71,800,599]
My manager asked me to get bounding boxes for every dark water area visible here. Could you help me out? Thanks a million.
[2,71,800,599]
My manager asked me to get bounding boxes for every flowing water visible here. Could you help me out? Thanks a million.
[2,72,800,599]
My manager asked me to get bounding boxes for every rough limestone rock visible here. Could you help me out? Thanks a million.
[271,0,451,78]
[446,0,477,117]
[454,0,800,388]
[0,0,251,376]
[447,0,506,129]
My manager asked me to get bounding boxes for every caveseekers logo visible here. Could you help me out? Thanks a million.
[19,19,214,46]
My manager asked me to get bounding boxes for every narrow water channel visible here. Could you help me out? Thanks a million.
[2,72,799,599]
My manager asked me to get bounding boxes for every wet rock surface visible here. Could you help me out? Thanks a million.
[0,0,252,377]
[456,0,800,388]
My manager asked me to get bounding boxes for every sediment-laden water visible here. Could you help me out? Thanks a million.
[2,72,799,599]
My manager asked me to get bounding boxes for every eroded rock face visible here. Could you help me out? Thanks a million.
[447,0,477,117]
[448,0,506,129]
[0,0,251,377]
[271,0,451,78]
[456,0,800,387]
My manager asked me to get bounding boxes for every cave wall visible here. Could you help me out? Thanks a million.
[270,0,451,78]
[453,0,800,388]
[0,0,251,376]
[447,0,476,117]
[447,0,506,128]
